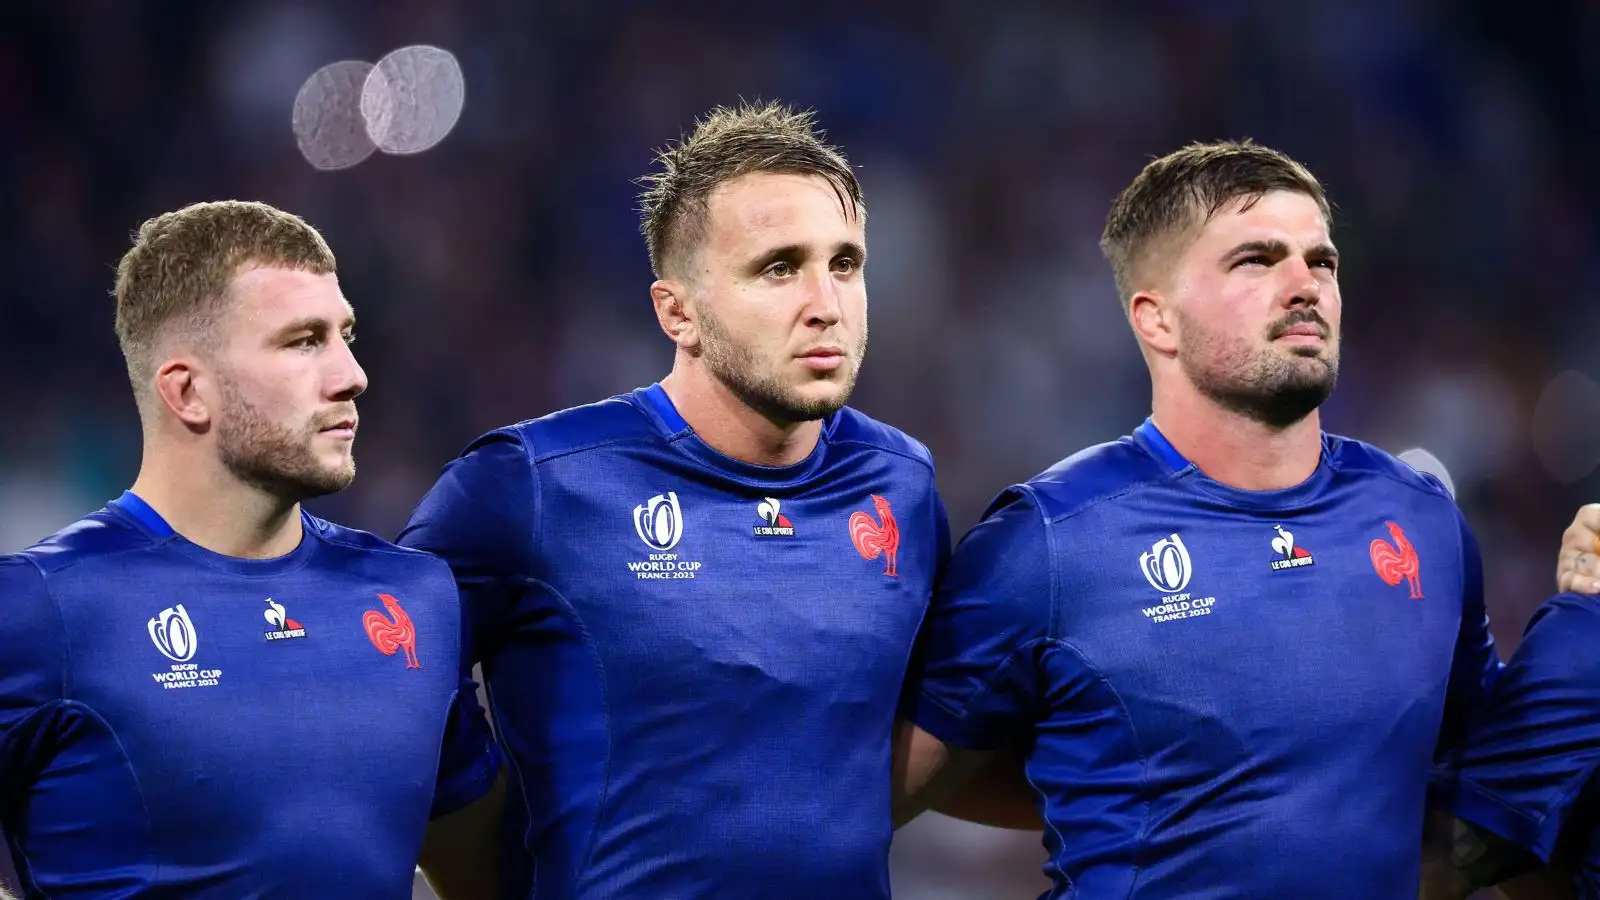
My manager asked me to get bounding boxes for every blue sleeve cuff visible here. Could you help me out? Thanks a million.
[1435,775,1558,863]
[911,690,1007,752]
[430,738,502,820]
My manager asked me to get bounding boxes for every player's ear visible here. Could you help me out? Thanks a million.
[650,280,699,351]
[1128,290,1178,357]
[153,356,212,431]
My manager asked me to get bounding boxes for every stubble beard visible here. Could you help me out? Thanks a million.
[215,378,355,502]
[1178,313,1340,429]
[697,306,866,424]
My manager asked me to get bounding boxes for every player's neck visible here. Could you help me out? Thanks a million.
[130,446,305,560]
[1150,389,1323,492]
[659,369,823,468]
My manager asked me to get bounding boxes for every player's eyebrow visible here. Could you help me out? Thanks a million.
[746,244,810,275]
[1221,239,1290,262]
[1221,240,1339,267]
[833,241,867,264]
[268,314,356,343]
[749,241,866,274]
[1306,243,1339,266]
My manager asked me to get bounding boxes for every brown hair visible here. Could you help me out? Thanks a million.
[113,200,336,395]
[1100,140,1330,307]
[638,100,863,278]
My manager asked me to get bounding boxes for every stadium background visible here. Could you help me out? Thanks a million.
[4,1,1599,896]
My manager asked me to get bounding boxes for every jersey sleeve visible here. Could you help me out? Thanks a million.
[430,681,501,819]
[1435,506,1501,758]
[399,429,540,666]
[1432,593,1600,861]
[399,431,537,815]
[903,488,1052,750]
[0,556,66,796]
[932,487,952,580]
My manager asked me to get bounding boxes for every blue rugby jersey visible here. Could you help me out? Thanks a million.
[401,383,948,899]
[0,493,498,898]
[908,419,1498,899]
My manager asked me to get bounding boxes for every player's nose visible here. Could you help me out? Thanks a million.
[1280,256,1322,308]
[802,267,844,328]
[327,340,368,401]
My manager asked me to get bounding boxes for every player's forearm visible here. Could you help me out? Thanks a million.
[891,719,952,826]
[1420,810,1483,900]
[891,720,996,828]
[1492,868,1579,900]
[1419,811,1540,900]
[930,745,1042,830]
[418,771,505,900]
[1420,844,1479,900]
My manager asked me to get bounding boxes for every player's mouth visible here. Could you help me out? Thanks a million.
[319,416,359,440]
[797,346,846,372]
[1272,321,1327,346]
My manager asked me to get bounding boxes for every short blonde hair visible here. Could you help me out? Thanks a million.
[113,200,336,394]
[1100,140,1330,308]
[638,100,863,278]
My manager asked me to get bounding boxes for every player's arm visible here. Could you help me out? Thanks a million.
[1436,505,1500,757]
[1425,593,1600,898]
[1492,869,1579,900]
[400,432,538,896]
[398,429,541,667]
[0,557,67,834]
[926,743,1042,830]
[1419,812,1576,900]
[1419,811,1542,900]
[906,489,1042,829]
[419,768,505,900]
[417,653,505,900]
[893,490,1051,828]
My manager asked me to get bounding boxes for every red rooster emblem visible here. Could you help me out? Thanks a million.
[1369,521,1423,600]
[849,495,900,577]
[363,593,421,668]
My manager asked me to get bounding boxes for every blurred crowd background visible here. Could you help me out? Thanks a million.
[5,1,1600,896]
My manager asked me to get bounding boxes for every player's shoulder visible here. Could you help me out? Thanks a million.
[11,508,158,577]
[1324,433,1455,504]
[483,391,661,467]
[308,514,451,571]
[0,549,49,597]
[1526,592,1600,636]
[1503,593,1600,686]
[1017,435,1173,522]
[826,406,936,474]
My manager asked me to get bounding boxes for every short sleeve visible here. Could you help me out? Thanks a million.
[398,430,539,666]
[904,489,1052,750]
[0,556,66,793]
[429,682,500,819]
[1435,505,1501,758]
[1432,593,1600,861]
[932,488,952,580]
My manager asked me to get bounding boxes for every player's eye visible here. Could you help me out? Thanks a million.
[1312,258,1337,272]
[289,335,319,349]
[766,261,796,278]
[342,331,357,345]
[1235,255,1270,268]
[832,257,859,275]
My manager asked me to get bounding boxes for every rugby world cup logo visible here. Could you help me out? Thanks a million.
[1139,533,1192,594]
[633,491,684,551]
[147,604,198,662]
